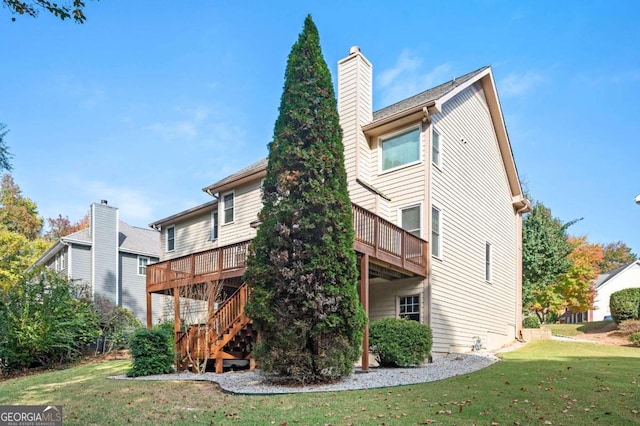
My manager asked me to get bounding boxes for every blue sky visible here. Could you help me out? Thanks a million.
[1,1,639,254]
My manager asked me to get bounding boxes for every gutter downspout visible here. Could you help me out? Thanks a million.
[514,198,532,340]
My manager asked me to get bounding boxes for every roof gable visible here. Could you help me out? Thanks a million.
[595,260,640,289]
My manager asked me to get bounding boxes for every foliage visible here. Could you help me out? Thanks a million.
[44,212,89,241]
[0,228,49,289]
[244,15,365,384]
[368,318,432,367]
[523,315,541,328]
[3,0,89,23]
[522,201,574,316]
[93,295,142,354]
[598,241,637,273]
[0,123,11,172]
[0,268,99,372]
[629,332,640,346]
[550,236,602,315]
[609,288,640,324]
[0,173,43,240]
[127,328,175,377]
[618,320,640,336]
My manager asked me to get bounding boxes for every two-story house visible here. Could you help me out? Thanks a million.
[146,47,530,372]
[33,200,161,323]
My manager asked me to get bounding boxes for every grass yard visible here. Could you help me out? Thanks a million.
[543,320,614,337]
[1,340,639,425]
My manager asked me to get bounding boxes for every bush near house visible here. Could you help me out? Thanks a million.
[630,332,640,346]
[609,288,640,324]
[523,315,541,329]
[127,325,174,377]
[369,318,432,367]
[0,269,99,372]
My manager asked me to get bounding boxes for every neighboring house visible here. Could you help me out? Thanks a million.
[562,260,640,323]
[146,46,530,371]
[32,200,161,324]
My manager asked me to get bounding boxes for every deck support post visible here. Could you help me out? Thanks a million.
[360,253,370,372]
[174,288,181,368]
[146,291,152,329]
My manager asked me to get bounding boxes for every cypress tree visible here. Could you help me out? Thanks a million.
[244,15,365,384]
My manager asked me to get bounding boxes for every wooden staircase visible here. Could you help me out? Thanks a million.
[176,283,255,373]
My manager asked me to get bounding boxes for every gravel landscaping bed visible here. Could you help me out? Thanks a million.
[110,351,500,394]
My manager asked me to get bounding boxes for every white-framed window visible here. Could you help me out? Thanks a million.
[400,204,421,237]
[166,225,175,252]
[222,192,235,224]
[431,206,442,258]
[210,211,219,240]
[432,127,441,168]
[59,250,66,271]
[485,242,492,282]
[379,127,421,172]
[399,295,420,322]
[138,256,149,276]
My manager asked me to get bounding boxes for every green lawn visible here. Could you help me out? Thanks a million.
[543,320,614,337]
[1,340,639,425]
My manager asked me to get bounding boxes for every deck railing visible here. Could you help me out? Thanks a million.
[148,204,428,293]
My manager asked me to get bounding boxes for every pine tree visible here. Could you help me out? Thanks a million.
[244,15,365,384]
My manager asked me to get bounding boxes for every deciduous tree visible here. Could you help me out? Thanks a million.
[522,201,575,313]
[44,211,90,241]
[0,173,43,240]
[599,241,637,273]
[244,15,365,384]
[3,0,90,23]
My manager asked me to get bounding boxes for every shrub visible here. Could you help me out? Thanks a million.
[369,318,432,368]
[609,288,640,324]
[523,315,541,329]
[629,332,640,346]
[0,269,99,372]
[127,328,175,377]
[93,296,142,354]
[617,320,640,336]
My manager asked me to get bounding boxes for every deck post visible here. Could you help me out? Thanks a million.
[360,253,370,372]
[146,291,152,329]
[173,287,181,367]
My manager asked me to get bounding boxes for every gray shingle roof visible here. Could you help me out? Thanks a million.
[203,158,268,194]
[60,221,160,256]
[372,66,489,122]
[119,222,160,256]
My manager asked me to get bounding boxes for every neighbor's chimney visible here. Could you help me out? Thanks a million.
[337,46,373,194]
[101,199,108,205]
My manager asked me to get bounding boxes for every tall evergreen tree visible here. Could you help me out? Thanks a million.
[244,15,365,384]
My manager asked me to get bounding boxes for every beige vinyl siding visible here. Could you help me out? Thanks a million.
[369,277,425,321]
[370,123,426,234]
[162,209,216,261]
[430,82,518,352]
[218,180,262,246]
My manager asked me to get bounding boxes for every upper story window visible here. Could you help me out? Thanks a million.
[223,192,234,224]
[400,205,421,237]
[485,242,492,282]
[431,206,441,258]
[380,127,421,172]
[211,211,219,241]
[138,256,149,276]
[399,295,420,322]
[432,127,441,168]
[166,225,175,252]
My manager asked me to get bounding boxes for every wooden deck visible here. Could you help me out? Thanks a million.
[146,204,428,372]
[147,204,428,296]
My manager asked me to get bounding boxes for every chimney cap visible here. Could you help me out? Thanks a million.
[100,200,108,205]
[349,46,361,55]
